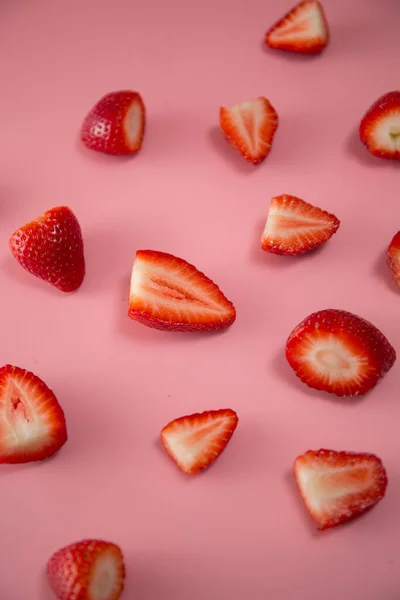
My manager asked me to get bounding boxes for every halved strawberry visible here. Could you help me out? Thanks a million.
[47,539,125,600]
[294,449,388,530]
[0,365,67,463]
[219,97,279,164]
[261,194,340,255]
[9,206,85,292]
[81,90,145,155]
[161,408,238,475]
[265,0,329,54]
[128,250,236,332]
[360,91,400,160]
[286,309,396,396]
[387,231,400,286]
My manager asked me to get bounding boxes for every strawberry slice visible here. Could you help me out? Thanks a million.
[360,91,400,160]
[81,90,145,156]
[128,250,236,332]
[265,0,329,54]
[294,449,388,530]
[387,231,400,286]
[47,539,125,600]
[286,309,396,396]
[9,206,85,293]
[261,194,340,255]
[161,408,238,475]
[219,97,279,164]
[0,365,67,464]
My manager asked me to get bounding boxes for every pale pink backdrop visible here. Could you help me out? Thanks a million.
[0,0,399,598]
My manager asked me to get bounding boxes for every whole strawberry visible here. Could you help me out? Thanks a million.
[81,90,145,155]
[9,206,85,292]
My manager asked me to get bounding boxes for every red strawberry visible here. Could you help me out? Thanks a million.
[9,206,85,293]
[286,309,396,396]
[47,539,125,600]
[220,97,279,164]
[128,250,236,332]
[387,231,400,286]
[81,90,145,156]
[0,365,67,463]
[161,408,238,475]
[359,92,400,160]
[294,449,388,530]
[261,194,340,255]
[265,0,329,54]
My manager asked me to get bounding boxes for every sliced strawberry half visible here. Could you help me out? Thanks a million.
[220,97,279,164]
[47,539,125,600]
[81,90,145,155]
[286,309,396,396]
[0,365,67,464]
[265,0,329,54]
[387,231,400,286]
[294,449,388,530]
[9,206,85,293]
[261,194,340,255]
[161,408,238,475]
[360,91,400,160]
[128,250,236,332]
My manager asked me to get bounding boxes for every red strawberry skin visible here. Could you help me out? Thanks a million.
[0,365,67,464]
[387,231,400,286]
[47,539,125,600]
[81,90,145,156]
[161,408,239,475]
[286,309,396,396]
[128,250,236,332]
[359,91,400,160]
[9,206,85,293]
[294,449,388,530]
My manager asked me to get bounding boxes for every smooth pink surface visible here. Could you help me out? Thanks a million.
[0,0,399,598]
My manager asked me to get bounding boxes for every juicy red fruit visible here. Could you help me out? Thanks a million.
[0,365,67,463]
[9,206,85,292]
[360,91,400,160]
[81,90,145,156]
[286,309,396,396]
[387,231,400,287]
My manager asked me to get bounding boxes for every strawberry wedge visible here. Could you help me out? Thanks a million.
[286,309,396,396]
[294,449,388,530]
[161,409,239,474]
[128,250,236,332]
[0,365,67,463]
[387,231,400,286]
[261,194,340,255]
[360,91,400,160]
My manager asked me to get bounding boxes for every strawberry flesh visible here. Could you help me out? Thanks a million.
[0,365,67,464]
[161,408,239,474]
[9,206,85,292]
[294,449,388,530]
[286,309,396,396]
[261,194,340,255]
[47,539,125,600]
[387,231,400,286]
[128,250,236,332]
[220,97,279,164]
[81,90,145,156]
[265,0,329,54]
[360,91,400,160]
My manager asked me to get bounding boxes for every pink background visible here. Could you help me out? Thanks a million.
[0,0,399,598]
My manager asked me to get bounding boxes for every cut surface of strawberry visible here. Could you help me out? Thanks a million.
[47,539,125,600]
[360,91,400,160]
[294,449,388,530]
[128,250,236,332]
[286,309,396,396]
[81,90,145,155]
[265,0,329,54]
[220,97,279,164]
[261,194,340,255]
[161,408,239,475]
[0,365,67,464]
[9,206,85,292]
[387,231,400,286]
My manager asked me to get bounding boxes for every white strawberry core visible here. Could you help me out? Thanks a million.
[123,98,143,150]
[230,99,272,156]
[88,550,120,600]
[269,2,326,43]
[373,114,400,152]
